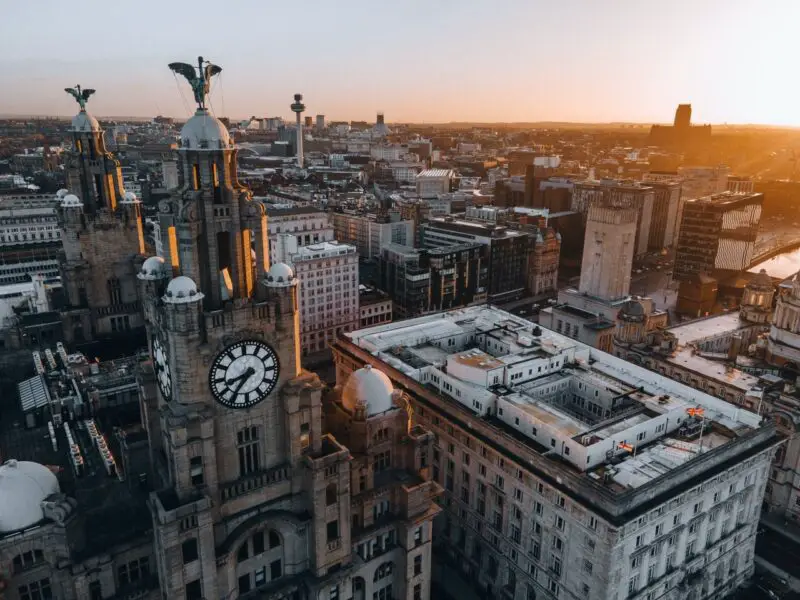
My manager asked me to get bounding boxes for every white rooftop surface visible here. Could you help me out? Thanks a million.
[346,305,764,483]
[668,312,749,346]
[504,392,586,437]
[294,241,356,260]
[0,281,35,296]
[609,432,731,489]
[665,348,760,392]
[417,169,454,178]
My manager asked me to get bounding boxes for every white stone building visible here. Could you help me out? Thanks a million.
[265,205,335,265]
[0,197,61,247]
[415,169,456,199]
[333,305,783,600]
[767,272,800,370]
[579,204,638,302]
[331,213,414,260]
[0,193,63,285]
[285,241,360,358]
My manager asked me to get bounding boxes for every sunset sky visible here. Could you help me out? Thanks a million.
[2,0,798,125]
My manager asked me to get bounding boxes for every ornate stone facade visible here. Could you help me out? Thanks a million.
[766,272,800,371]
[139,96,439,600]
[57,106,145,344]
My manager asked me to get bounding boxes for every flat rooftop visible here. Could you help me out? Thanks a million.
[664,312,761,392]
[684,191,763,208]
[667,311,750,346]
[294,241,356,260]
[346,305,764,490]
[417,169,454,178]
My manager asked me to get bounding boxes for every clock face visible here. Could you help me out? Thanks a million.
[209,340,279,409]
[152,335,172,401]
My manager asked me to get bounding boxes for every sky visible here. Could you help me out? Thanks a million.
[1,0,799,125]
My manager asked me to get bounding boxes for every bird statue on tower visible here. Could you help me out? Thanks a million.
[64,85,95,111]
[168,56,222,110]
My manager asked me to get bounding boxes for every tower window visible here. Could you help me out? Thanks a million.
[217,231,232,299]
[191,164,200,190]
[212,163,222,203]
[374,451,391,473]
[237,426,260,476]
[326,483,337,506]
[252,531,265,555]
[107,277,122,305]
[269,530,281,549]
[182,538,199,564]
[327,520,339,542]
[185,579,202,600]
[189,456,204,486]
[94,174,104,206]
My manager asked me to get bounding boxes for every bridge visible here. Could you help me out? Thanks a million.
[749,233,800,268]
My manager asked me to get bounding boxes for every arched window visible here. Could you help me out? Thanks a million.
[373,561,393,582]
[269,530,281,549]
[12,549,44,574]
[326,483,337,506]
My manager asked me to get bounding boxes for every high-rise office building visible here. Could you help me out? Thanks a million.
[571,180,655,257]
[279,239,360,359]
[330,212,414,259]
[421,217,534,303]
[265,205,334,265]
[673,192,763,281]
[677,166,730,200]
[578,204,638,301]
[379,242,487,317]
[642,179,682,250]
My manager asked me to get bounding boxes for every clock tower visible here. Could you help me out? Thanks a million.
[140,58,334,600]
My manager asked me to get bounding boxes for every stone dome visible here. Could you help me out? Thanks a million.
[265,262,296,287]
[56,189,69,198]
[618,299,646,322]
[71,111,100,133]
[60,193,83,208]
[138,256,168,281]
[163,275,204,304]
[341,365,396,416]
[180,109,231,150]
[0,459,60,533]
[120,190,139,204]
[748,269,773,291]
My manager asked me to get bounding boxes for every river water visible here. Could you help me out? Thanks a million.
[749,247,800,279]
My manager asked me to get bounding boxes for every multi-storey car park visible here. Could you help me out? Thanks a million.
[332,305,783,600]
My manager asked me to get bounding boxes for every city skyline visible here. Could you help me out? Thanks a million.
[2,0,799,125]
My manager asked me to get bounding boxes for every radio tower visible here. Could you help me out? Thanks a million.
[290,93,306,168]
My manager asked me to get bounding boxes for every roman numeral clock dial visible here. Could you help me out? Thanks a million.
[152,335,172,402]
[209,340,279,409]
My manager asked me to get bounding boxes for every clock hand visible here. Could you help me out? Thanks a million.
[226,368,253,385]
[233,368,255,396]
[232,367,256,395]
